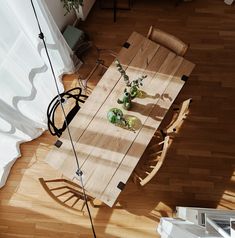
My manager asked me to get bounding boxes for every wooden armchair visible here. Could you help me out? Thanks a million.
[39,178,95,213]
[162,98,192,135]
[147,26,188,56]
[133,132,170,186]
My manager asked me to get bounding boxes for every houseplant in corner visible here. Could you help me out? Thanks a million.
[61,0,84,19]
[61,0,96,21]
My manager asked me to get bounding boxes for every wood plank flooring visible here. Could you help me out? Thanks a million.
[1,0,235,237]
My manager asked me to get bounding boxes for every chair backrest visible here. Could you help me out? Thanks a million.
[165,98,192,134]
[39,178,95,213]
[133,133,170,186]
[147,26,188,56]
[47,87,88,137]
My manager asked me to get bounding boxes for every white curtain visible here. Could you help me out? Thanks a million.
[0,0,74,188]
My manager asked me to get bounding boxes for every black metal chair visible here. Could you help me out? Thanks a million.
[47,87,88,137]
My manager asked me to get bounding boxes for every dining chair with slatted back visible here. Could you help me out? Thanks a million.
[133,132,170,186]
[147,26,189,56]
[39,178,95,213]
[163,98,192,135]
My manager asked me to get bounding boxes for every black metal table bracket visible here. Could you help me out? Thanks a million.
[54,140,63,148]
[117,181,126,190]
[123,42,130,48]
[181,75,189,82]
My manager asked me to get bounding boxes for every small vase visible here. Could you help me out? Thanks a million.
[117,91,132,110]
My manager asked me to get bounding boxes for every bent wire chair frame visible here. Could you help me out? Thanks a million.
[47,87,88,137]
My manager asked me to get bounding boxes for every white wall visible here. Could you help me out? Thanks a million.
[44,0,76,31]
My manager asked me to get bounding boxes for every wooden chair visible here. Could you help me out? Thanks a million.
[162,98,192,135]
[147,26,188,56]
[133,132,170,186]
[39,178,95,212]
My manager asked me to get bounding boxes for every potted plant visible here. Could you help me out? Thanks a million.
[115,59,147,110]
[61,0,96,21]
[61,0,83,19]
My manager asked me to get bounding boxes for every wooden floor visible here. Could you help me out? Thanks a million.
[1,0,235,237]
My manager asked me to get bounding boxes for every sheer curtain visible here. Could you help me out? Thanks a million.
[0,0,74,188]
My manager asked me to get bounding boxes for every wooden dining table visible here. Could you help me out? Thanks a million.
[45,31,195,207]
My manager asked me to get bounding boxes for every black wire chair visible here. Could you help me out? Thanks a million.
[47,87,88,137]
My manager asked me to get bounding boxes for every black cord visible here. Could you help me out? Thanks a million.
[30,1,97,237]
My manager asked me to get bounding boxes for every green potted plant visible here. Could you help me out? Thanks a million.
[61,0,83,19]
[61,0,96,21]
[115,59,147,110]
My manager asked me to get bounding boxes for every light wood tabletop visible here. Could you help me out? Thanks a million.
[45,31,195,207]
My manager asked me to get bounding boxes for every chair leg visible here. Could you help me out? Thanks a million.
[100,0,132,22]
[160,129,167,139]
[113,0,117,22]
[175,0,192,6]
[175,0,183,6]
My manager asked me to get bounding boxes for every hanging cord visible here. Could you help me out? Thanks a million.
[30,1,97,237]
